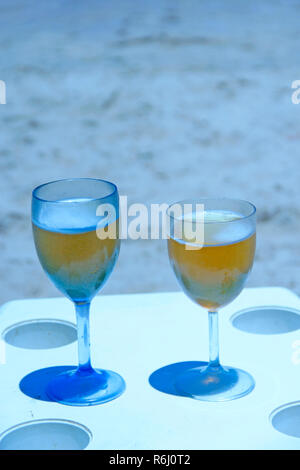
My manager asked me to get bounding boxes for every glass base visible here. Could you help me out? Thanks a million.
[46,367,125,406]
[175,364,255,401]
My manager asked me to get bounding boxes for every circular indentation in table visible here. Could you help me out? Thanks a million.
[2,319,77,349]
[231,306,300,334]
[271,402,300,438]
[0,419,91,450]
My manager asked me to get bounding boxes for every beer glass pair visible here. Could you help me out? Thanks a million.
[32,178,256,406]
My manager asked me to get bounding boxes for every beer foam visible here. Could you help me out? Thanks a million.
[176,210,254,246]
[203,210,241,223]
[177,209,241,223]
[204,211,253,245]
[33,197,117,234]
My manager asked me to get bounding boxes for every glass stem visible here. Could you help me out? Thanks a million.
[75,301,92,373]
[208,310,220,368]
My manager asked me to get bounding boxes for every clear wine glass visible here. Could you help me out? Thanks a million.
[167,198,256,401]
[32,178,125,406]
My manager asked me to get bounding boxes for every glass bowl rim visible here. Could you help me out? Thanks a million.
[32,178,118,204]
[166,197,256,224]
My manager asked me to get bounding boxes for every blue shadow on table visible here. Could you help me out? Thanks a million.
[149,361,207,397]
[19,366,76,402]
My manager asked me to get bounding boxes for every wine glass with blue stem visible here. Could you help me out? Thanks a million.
[32,178,125,406]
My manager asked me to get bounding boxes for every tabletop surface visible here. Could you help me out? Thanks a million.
[0,287,300,450]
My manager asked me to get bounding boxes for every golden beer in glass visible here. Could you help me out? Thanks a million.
[167,198,256,401]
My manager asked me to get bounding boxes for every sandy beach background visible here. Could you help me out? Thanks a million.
[0,0,300,304]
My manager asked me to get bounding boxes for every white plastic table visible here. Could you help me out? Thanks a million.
[0,287,300,450]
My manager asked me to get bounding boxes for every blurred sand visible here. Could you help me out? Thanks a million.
[0,0,300,304]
